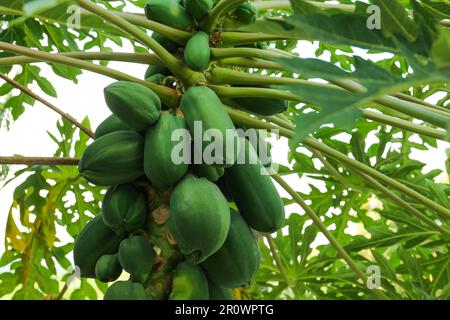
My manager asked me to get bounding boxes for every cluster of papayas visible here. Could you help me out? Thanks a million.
[74,0,287,300]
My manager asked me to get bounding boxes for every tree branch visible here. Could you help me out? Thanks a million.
[265,235,291,286]
[0,73,94,138]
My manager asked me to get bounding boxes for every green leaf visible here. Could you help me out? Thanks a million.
[431,28,450,68]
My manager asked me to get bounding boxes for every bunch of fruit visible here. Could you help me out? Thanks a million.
[73,0,286,300]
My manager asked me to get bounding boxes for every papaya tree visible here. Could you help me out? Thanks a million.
[0,0,449,300]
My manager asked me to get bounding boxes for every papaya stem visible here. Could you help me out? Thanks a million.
[0,156,79,166]
[211,47,286,60]
[254,1,354,12]
[0,52,162,67]
[265,235,292,286]
[0,72,94,138]
[219,32,296,46]
[226,109,450,220]
[202,0,248,33]
[218,57,282,70]
[271,173,390,300]
[76,0,203,87]
[0,41,179,107]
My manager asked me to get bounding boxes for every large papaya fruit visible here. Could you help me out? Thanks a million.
[183,0,213,21]
[184,31,211,71]
[201,210,260,288]
[118,235,155,284]
[102,184,148,234]
[234,1,258,24]
[223,138,285,233]
[144,113,189,190]
[193,163,224,182]
[104,281,148,300]
[95,254,122,283]
[215,176,233,201]
[180,86,239,167]
[78,130,144,186]
[94,114,132,139]
[169,261,209,300]
[208,279,235,300]
[104,81,161,131]
[145,0,194,31]
[151,31,179,53]
[168,175,230,263]
[233,96,287,116]
[237,126,272,168]
[73,214,124,278]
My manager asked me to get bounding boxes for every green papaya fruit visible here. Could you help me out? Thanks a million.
[146,73,165,84]
[144,113,189,190]
[181,86,240,167]
[234,1,258,24]
[168,175,230,263]
[193,163,224,182]
[78,130,144,186]
[201,209,260,288]
[215,176,233,201]
[232,85,288,116]
[104,81,161,131]
[118,235,155,284]
[169,261,209,300]
[151,32,179,53]
[104,281,148,300]
[145,0,194,31]
[224,138,285,233]
[236,126,272,168]
[73,214,124,278]
[94,114,132,139]
[184,31,211,71]
[102,184,148,234]
[183,0,213,21]
[144,64,171,79]
[208,279,235,300]
[95,254,122,283]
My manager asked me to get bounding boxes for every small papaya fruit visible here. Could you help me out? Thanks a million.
[145,0,194,31]
[169,261,209,300]
[94,114,132,139]
[168,175,230,263]
[224,138,285,233]
[208,279,235,300]
[146,73,165,84]
[118,235,155,284]
[183,0,213,21]
[184,31,211,71]
[144,64,171,79]
[102,184,148,234]
[181,86,240,167]
[78,130,144,186]
[192,163,224,182]
[73,214,124,278]
[234,1,258,24]
[201,209,260,288]
[144,113,189,190]
[104,81,161,131]
[104,281,148,300]
[95,254,122,283]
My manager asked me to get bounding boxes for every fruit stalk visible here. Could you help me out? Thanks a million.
[202,0,249,33]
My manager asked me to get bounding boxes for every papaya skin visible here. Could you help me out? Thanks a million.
[184,32,211,72]
[169,261,209,300]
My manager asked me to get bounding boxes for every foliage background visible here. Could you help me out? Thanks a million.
[0,0,449,300]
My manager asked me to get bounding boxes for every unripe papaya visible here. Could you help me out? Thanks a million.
[144,65,171,79]
[151,32,179,53]
[168,175,230,263]
[145,0,194,31]
[215,176,233,201]
[104,81,161,131]
[102,184,148,234]
[193,163,224,182]
[95,254,122,283]
[184,31,211,71]
[208,279,235,300]
[104,281,147,300]
[183,0,213,21]
[234,1,258,24]
[224,138,285,233]
[169,261,209,300]
[146,73,165,84]
[232,84,288,116]
[181,86,240,167]
[201,210,260,288]
[94,114,132,139]
[73,214,124,278]
[236,126,272,168]
[118,235,155,284]
[144,114,189,190]
[78,131,144,186]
